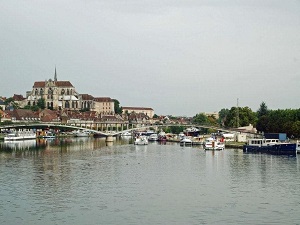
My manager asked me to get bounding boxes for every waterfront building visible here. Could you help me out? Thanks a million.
[93,97,115,115]
[39,109,60,122]
[26,69,80,110]
[122,107,154,118]
[79,95,115,115]
[79,94,94,111]
[5,109,40,122]
[25,69,115,115]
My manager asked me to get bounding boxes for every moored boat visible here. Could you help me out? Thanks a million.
[121,131,132,136]
[180,136,193,145]
[73,130,91,137]
[134,135,148,145]
[204,137,225,150]
[243,138,296,156]
[148,133,158,141]
[158,132,167,141]
[4,130,36,141]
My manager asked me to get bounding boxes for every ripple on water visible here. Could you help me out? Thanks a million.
[1,140,300,224]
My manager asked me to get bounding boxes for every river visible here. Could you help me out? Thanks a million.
[1,137,300,225]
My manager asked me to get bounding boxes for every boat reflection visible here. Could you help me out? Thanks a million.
[2,139,40,151]
[0,136,132,153]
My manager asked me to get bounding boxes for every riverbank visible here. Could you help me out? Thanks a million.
[225,141,245,149]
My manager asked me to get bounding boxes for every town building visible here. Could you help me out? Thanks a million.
[93,97,115,115]
[122,107,154,118]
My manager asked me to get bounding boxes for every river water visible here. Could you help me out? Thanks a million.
[0,137,300,225]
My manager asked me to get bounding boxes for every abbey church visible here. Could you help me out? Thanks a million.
[25,69,115,114]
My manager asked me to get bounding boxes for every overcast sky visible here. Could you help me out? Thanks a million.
[1,0,299,116]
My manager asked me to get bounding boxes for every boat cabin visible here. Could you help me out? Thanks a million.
[247,139,280,147]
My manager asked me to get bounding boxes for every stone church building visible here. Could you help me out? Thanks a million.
[25,69,115,114]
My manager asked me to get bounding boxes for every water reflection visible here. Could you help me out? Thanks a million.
[0,136,134,153]
[1,138,300,225]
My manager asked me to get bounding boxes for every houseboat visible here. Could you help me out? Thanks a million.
[4,130,36,141]
[243,138,296,156]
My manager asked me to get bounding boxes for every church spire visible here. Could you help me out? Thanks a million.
[54,66,57,82]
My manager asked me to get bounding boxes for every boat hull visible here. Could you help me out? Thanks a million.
[4,135,36,141]
[243,143,296,156]
[134,136,148,145]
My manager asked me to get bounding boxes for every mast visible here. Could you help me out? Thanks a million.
[236,98,239,128]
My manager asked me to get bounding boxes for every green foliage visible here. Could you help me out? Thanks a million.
[31,105,40,111]
[37,98,46,109]
[193,113,210,125]
[257,101,269,118]
[169,126,184,134]
[4,97,14,105]
[113,99,122,114]
[1,120,13,125]
[23,105,31,110]
[218,108,229,126]
[153,114,159,119]
[292,121,300,138]
[80,108,90,112]
[256,108,300,138]
[161,126,184,134]
[4,97,19,109]
[223,107,257,128]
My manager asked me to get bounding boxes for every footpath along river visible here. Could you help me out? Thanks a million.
[0,137,300,225]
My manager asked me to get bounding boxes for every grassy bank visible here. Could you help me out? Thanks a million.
[225,142,245,149]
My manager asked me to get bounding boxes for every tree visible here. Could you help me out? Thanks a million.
[292,121,300,138]
[257,102,269,118]
[193,113,210,125]
[37,98,45,110]
[4,97,19,109]
[153,114,159,119]
[224,107,257,128]
[31,105,39,111]
[113,99,122,114]
[218,108,229,126]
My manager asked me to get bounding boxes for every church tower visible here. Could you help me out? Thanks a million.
[54,67,57,82]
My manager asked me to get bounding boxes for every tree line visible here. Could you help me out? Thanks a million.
[192,102,300,138]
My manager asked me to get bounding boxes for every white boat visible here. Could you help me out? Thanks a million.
[180,136,193,145]
[73,130,90,137]
[148,133,158,141]
[4,130,36,141]
[204,137,225,150]
[42,132,56,139]
[295,140,300,154]
[134,136,148,145]
[121,131,132,136]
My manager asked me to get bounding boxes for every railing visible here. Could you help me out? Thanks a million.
[0,121,256,137]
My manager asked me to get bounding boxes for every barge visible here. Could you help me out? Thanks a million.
[243,138,296,156]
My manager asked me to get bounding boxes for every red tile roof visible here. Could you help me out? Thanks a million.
[94,97,113,102]
[123,107,153,111]
[13,94,25,101]
[81,94,94,100]
[33,81,74,88]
